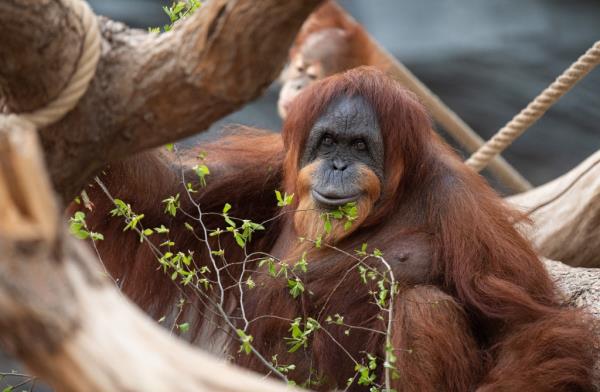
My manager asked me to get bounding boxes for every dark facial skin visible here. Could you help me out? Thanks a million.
[301,95,384,208]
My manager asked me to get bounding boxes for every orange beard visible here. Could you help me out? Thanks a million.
[293,160,381,244]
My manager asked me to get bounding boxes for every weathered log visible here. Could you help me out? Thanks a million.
[0,115,295,392]
[507,150,600,267]
[544,259,600,319]
[0,238,299,392]
[0,0,323,200]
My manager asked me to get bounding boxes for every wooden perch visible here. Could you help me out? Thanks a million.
[507,150,600,268]
[0,0,323,200]
[544,259,600,319]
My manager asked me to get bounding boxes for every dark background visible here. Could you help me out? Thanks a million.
[1,1,599,390]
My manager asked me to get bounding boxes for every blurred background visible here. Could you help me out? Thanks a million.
[1,0,598,390]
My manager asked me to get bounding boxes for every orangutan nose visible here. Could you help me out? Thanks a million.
[332,158,348,171]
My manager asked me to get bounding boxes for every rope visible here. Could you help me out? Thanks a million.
[367,25,532,191]
[19,0,101,129]
[0,0,100,238]
[466,40,600,172]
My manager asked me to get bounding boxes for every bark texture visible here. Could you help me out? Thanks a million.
[0,86,296,392]
[0,0,84,113]
[0,0,322,200]
[544,259,600,319]
[508,150,600,268]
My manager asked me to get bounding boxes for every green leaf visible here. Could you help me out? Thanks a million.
[236,329,254,355]
[110,199,130,217]
[194,164,210,187]
[287,278,305,299]
[274,190,294,207]
[162,194,180,217]
[186,182,197,193]
[293,252,308,273]
[90,232,104,241]
[154,225,169,234]
[324,219,332,234]
[211,249,225,256]
[123,213,145,231]
[233,231,246,248]
[331,210,343,219]
[314,235,322,248]
[344,220,353,231]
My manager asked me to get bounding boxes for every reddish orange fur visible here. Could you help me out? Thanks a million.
[391,286,482,392]
[67,130,285,345]
[290,1,361,60]
[71,68,597,391]
[244,67,597,390]
[288,1,395,81]
[294,160,380,243]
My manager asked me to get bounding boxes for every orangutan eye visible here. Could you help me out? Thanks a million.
[321,134,334,146]
[353,139,367,151]
[307,72,318,80]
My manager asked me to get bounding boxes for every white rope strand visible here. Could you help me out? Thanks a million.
[466,40,600,172]
[20,0,101,128]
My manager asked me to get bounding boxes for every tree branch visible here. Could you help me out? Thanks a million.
[507,150,600,268]
[0,110,295,392]
[0,0,323,200]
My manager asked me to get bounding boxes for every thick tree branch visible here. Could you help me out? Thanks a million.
[1,238,301,392]
[0,0,323,200]
[507,150,600,268]
[544,259,600,319]
[0,112,295,392]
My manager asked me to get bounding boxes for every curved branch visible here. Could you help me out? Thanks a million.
[507,150,600,267]
[0,112,295,392]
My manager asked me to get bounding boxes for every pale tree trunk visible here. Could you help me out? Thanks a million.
[507,150,600,268]
[0,119,296,392]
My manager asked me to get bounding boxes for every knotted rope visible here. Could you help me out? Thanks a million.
[0,0,100,239]
[466,40,600,172]
[18,0,101,128]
